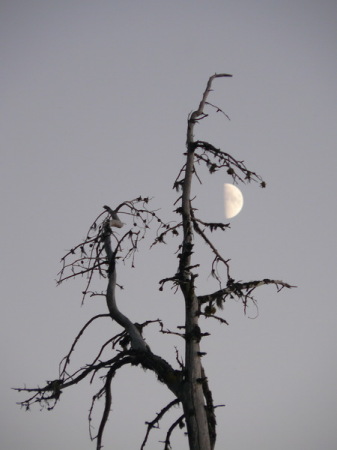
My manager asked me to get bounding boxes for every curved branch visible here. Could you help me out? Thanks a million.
[59,314,110,377]
[141,399,180,450]
[95,368,114,450]
[103,223,150,351]
[194,140,265,185]
[163,414,185,450]
[191,73,232,120]
[94,356,132,450]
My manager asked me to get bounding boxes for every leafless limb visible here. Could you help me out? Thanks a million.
[162,414,185,450]
[200,310,229,325]
[191,208,231,282]
[158,321,185,340]
[175,347,184,369]
[59,314,110,378]
[141,399,181,450]
[205,101,231,120]
[200,366,217,448]
[150,222,182,247]
[198,279,295,314]
[57,197,172,303]
[93,359,131,450]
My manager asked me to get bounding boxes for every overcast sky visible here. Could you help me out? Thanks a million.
[1,1,337,449]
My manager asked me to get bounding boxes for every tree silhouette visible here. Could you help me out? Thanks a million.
[15,74,294,450]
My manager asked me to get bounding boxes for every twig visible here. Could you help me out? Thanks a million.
[141,399,180,450]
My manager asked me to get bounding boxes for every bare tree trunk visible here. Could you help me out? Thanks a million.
[178,74,231,450]
[181,291,212,450]
[179,150,213,448]
[179,148,212,450]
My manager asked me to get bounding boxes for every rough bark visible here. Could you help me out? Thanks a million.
[178,74,232,450]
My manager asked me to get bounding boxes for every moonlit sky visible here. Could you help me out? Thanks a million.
[1,1,337,449]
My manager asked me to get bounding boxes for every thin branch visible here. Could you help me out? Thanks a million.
[205,101,231,120]
[150,222,183,247]
[200,311,229,325]
[59,314,110,378]
[191,209,230,280]
[95,367,115,450]
[192,73,232,120]
[194,140,265,186]
[141,399,180,450]
[163,414,185,450]
[198,279,296,314]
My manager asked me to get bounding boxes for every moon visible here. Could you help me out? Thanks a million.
[224,183,244,219]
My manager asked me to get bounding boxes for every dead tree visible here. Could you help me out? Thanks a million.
[15,74,294,450]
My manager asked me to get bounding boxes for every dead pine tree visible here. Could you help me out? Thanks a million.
[14,74,294,450]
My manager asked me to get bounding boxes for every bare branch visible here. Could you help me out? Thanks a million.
[95,363,122,449]
[191,208,231,281]
[194,140,265,185]
[163,414,185,450]
[200,366,217,449]
[200,310,229,326]
[191,73,232,120]
[198,279,296,313]
[205,101,231,120]
[141,399,181,450]
[150,222,182,248]
[59,314,110,378]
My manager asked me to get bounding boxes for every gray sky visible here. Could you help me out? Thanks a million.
[1,1,337,449]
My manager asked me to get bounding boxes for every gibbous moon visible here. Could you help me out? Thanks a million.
[224,183,244,219]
